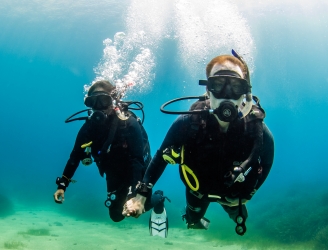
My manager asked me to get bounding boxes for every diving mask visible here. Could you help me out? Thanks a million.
[199,50,254,121]
[84,91,113,110]
[200,70,250,100]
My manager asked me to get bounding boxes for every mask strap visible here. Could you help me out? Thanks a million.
[231,49,251,87]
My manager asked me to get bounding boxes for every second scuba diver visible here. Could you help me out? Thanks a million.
[53,80,169,237]
[122,51,275,235]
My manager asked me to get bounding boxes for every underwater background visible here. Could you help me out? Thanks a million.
[1,0,328,249]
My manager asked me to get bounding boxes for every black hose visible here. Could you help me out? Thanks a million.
[160,96,209,115]
[123,101,145,124]
[65,109,91,123]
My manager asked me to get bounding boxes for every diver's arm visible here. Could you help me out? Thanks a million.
[54,189,65,204]
[123,194,147,217]
[58,123,91,191]
[54,124,91,204]
[142,115,189,186]
[233,123,274,201]
[256,123,274,189]
[123,149,168,216]
[142,150,167,186]
[123,115,189,218]
[122,149,168,214]
[125,116,147,198]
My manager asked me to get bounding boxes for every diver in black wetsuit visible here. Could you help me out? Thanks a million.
[123,51,274,235]
[53,80,160,223]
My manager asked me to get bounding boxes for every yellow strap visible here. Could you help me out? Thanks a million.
[208,194,221,199]
[171,148,180,158]
[181,145,199,191]
[81,141,93,149]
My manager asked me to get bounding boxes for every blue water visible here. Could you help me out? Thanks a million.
[1,0,328,249]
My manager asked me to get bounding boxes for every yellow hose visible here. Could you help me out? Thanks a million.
[181,145,199,191]
[81,141,93,148]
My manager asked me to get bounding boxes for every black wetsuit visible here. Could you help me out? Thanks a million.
[142,113,274,224]
[59,114,151,222]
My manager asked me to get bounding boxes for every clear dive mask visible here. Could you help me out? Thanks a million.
[199,54,253,122]
[160,49,253,121]
[200,70,250,99]
[208,76,250,100]
[83,91,114,124]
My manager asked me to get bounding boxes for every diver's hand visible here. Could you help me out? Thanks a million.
[54,189,65,204]
[122,194,146,218]
[217,197,248,207]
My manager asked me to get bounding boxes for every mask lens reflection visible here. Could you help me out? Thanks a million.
[211,78,226,92]
[84,95,112,109]
[97,95,112,107]
[208,76,247,96]
[230,79,246,95]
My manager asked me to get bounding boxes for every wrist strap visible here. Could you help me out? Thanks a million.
[56,175,76,191]
[135,182,153,195]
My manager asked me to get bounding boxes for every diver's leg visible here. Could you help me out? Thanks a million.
[107,188,127,222]
[221,203,248,235]
[184,188,210,229]
[105,169,127,222]
[144,190,170,212]
[147,190,169,238]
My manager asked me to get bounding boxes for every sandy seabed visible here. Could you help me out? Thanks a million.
[0,205,306,250]
[0,206,248,250]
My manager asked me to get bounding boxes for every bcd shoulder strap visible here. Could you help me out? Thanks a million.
[122,110,152,166]
[244,96,266,123]
[100,115,120,154]
[186,99,210,142]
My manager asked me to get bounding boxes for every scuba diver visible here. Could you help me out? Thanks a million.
[122,51,274,236]
[53,80,169,237]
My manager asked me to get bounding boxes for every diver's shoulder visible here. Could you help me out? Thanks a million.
[174,114,193,124]
[122,113,143,130]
